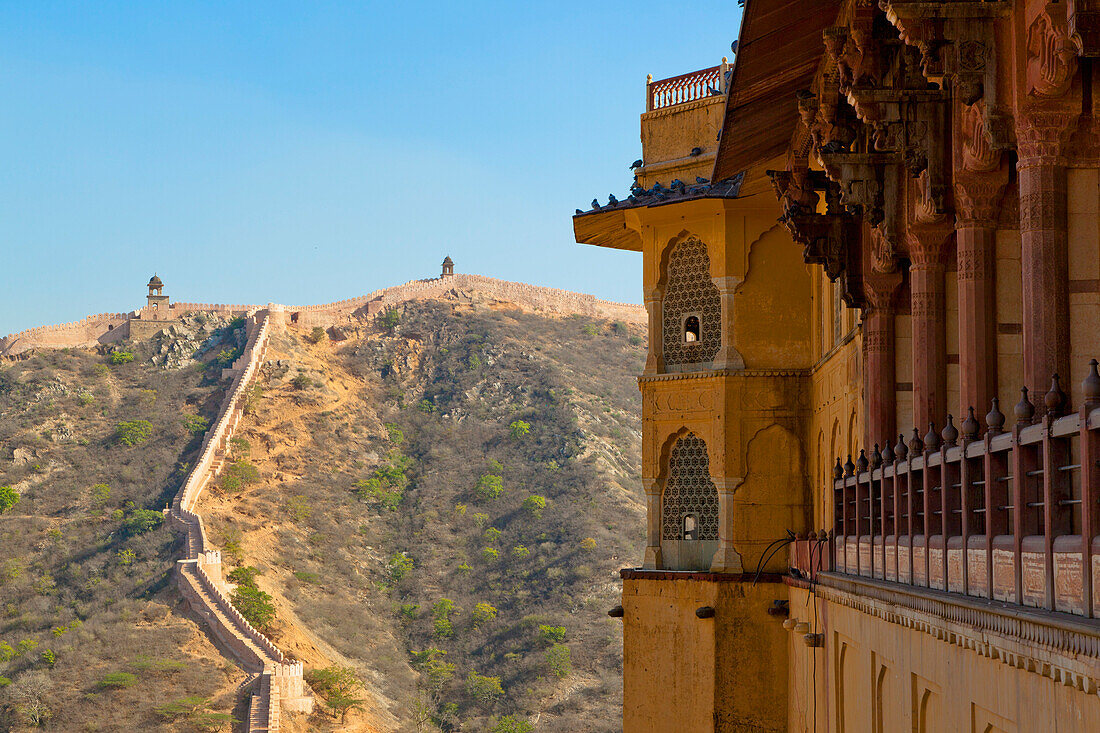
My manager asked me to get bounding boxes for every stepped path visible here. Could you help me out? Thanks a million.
[167,311,312,732]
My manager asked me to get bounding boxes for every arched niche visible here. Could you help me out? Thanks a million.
[659,431,719,570]
[658,237,721,372]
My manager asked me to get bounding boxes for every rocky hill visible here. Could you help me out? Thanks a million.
[0,285,646,732]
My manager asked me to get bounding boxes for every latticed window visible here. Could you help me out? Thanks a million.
[661,433,719,540]
[662,238,721,368]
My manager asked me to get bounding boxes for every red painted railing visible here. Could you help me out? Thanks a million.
[647,61,729,111]
[828,363,1100,618]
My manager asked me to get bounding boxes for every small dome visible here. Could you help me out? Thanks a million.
[442,256,454,266]
[148,274,163,288]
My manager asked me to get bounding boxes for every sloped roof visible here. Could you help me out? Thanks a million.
[711,0,841,180]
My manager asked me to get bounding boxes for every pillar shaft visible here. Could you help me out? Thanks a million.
[710,477,744,573]
[643,290,664,375]
[712,275,745,370]
[956,218,1000,414]
[642,478,662,569]
[1017,112,1075,404]
[909,250,947,429]
[863,305,896,446]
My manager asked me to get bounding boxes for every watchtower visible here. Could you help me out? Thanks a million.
[146,274,169,315]
[441,256,455,278]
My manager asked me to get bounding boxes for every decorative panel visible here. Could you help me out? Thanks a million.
[662,238,722,369]
[661,433,719,540]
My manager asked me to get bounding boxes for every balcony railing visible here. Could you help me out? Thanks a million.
[646,60,730,112]
[826,362,1100,618]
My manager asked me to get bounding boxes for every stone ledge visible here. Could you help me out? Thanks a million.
[795,571,1100,695]
[621,568,785,583]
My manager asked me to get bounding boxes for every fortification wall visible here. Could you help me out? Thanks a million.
[167,312,311,731]
[1,273,644,356]
[0,312,130,356]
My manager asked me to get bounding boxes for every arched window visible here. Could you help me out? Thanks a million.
[661,238,721,369]
[661,433,719,541]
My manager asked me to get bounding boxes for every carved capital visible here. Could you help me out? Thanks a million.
[1069,0,1100,56]
[954,169,1009,227]
[1016,109,1079,165]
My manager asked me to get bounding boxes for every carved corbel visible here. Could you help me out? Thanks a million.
[1027,3,1079,98]
[1069,0,1100,56]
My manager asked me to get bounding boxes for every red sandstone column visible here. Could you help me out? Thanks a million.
[862,277,900,445]
[1016,112,1074,404]
[907,232,949,429]
[954,175,1005,415]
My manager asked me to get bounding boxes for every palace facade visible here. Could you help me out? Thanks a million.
[575,1,1100,730]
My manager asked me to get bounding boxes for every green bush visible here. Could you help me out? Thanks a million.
[511,545,530,560]
[293,571,321,585]
[545,643,572,677]
[481,547,499,563]
[122,508,164,536]
[378,308,400,330]
[306,666,364,723]
[96,672,138,690]
[306,326,327,344]
[475,474,503,501]
[90,483,110,506]
[108,350,135,365]
[580,537,598,552]
[221,460,260,491]
[114,419,153,446]
[611,321,628,336]
[465,671,504,707]
[232,584,276,631]
[183,414,209,435]
[493,715,534,733]
[538,625,566,645]
[0,485,20,514]
[388,552,413,581]
[292,374,314,390]
[483,527,502,544]
[471,602,498,628]
[227,566,262,586]
[581,324,599,337]
[508,420,530,439]
[399,603,420,621]
[522,494,546,518]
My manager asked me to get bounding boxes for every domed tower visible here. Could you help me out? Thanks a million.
[441,256,454,278]
[146,274,169,314]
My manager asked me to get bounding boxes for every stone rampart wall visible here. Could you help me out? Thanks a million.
[1,273,644,356]
[168,313,311,731]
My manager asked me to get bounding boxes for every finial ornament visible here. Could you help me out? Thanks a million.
[833,458,844,480]
[895,434,908,460]
[986,397,1005,434]
[844,454,855,477]
[941,415,959,447]
[961,407,980,441]
[871,443,883,469]
[908,428,924,454]
[1015,386,1035,424]
[1044,373,1067,415]
[1084,359,1100,406]
[881,440,894,464]
[856,449,869,472]
[924,421,941,451]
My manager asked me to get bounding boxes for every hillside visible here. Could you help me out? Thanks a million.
[199,293,646,731]
[0,286,647,732]
[0,315,254,731]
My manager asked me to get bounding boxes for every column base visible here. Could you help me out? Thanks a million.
[709,544,744,573]
[643,546,663,570]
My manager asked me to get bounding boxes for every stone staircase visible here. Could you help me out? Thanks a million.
[167,312,313,731]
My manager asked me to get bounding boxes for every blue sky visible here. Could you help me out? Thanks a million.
[0,2,742,335]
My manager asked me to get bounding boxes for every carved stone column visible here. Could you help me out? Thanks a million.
[863,275,901,445]
[1017,111,1075,402]
[643,288,664,375]
[712,275,745,370]
[709,477,744,573]
[642,477,663,569]
[908,230,949,429]
[955,172,1006,414]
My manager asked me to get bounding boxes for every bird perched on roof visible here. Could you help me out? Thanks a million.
[690,147,703,157]
[575,209,584,215]
[696,176,710,184]
[630,159,643,170]
[670,179,686,191]
[730,39,739,53]
[608,194,619,206]
[591,198,601,210]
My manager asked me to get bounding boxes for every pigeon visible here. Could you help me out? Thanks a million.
[608,194,619,206]
[591,198,601,210]
[630,159,643,169]
[696,176,710,184]
[670,179,685,190]
[575,209,584,215]
[690,147,703,156]
[730,39,739,54]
